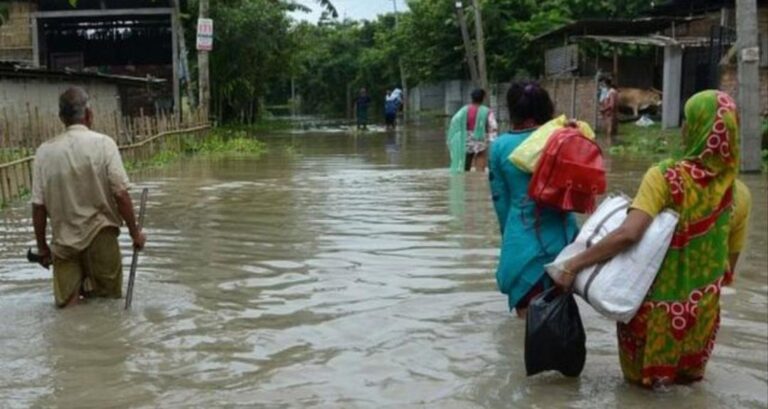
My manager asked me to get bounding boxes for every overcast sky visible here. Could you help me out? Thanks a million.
[290,0,410,22]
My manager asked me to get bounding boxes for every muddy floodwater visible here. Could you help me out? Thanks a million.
[0,122,766,408]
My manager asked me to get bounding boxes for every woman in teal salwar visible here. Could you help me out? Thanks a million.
[488,82,578,318]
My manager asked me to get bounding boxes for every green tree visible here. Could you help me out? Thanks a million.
[397,0,465,84]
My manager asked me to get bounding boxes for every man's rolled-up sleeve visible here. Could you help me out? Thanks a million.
[105,138,130,194]
[31,153,45,205]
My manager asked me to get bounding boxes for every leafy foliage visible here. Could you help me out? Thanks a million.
[36,0,655,119]
[289,18,403,114]
[287,0,653,114]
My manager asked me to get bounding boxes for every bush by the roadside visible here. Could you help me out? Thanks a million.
[126,129,267,172]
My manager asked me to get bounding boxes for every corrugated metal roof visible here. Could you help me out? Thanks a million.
[570,34,711,48]
[0,62,166,86]
[532,16,705,43]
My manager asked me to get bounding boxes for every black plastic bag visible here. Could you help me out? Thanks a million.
[525,287,586,377]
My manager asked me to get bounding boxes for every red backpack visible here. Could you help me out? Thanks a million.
[528,126,606,213]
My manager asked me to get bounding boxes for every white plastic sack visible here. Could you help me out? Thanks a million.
[635,115,654,127]
[546,194,678,323]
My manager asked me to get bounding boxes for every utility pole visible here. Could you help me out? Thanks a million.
[171,0,195,110]
[735,0,761,172]
[198,0,211,118]
[455,1,479,87]
[392,0,408,122]
[291,77,297,117]
[471,0,488,91]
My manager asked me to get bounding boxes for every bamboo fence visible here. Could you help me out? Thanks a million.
[0,107,210,206]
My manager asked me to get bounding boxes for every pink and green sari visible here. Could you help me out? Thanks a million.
[618,90,740,387]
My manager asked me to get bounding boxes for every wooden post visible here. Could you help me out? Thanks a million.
[0,168,8,204]
[171,4,181,116]
[736,0,761,172]
[291,77,296,116]
[593,73,600,130]
[171,0,196,109]
[570,78,577,118]
[455,1,479,87]
[471,0,488,91]
[31,15,40,67]
[198,0,211,119]
[392,0,408,123]
[346,83,352,120]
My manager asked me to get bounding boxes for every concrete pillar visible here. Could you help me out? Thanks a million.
[31,17,40,67]
[413,86,421,113]
[445,80,463,115]
[662,45,683,129]
[570,78,577,118]
[736,0,761,172]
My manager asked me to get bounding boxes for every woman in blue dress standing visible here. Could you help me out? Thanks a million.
[488,82,578,318]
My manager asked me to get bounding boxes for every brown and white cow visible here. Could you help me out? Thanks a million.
[618,88,663,117]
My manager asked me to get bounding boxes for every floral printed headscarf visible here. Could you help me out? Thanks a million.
[662,90,739,206]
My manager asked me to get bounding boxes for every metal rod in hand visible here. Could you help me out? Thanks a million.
[125,188,148,310]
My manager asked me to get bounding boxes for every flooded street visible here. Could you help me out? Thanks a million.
[0,122,766,408]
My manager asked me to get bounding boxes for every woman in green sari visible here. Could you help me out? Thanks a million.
[447,89,498,173]
[554,90,752,388]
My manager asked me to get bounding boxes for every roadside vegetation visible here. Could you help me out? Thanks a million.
[123,129,268,172]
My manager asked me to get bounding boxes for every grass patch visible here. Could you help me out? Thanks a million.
[763,149,768,173]
[609,123,682,159]
[612,122,768,172]
[763,117,768,171]
[125,128,267,172]
[124,149,180,172]
[183,129,267,155]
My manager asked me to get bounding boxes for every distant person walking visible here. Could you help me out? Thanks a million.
[447,89,498,172]
[600,77,619,141]
[354,88,372,131]
[385,90,399,130]
[390,87,403,112]
[487,82,577,318]
[31,87,146,308]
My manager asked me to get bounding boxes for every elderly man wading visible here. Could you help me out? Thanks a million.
[31,87,146,308]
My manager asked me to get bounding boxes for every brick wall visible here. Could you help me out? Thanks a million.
[720,66,768,115]
[539,77,599,128]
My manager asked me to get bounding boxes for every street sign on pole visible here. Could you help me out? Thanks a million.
[196,18,214,51]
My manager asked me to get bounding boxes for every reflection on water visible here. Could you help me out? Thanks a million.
[0,123,765,408]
